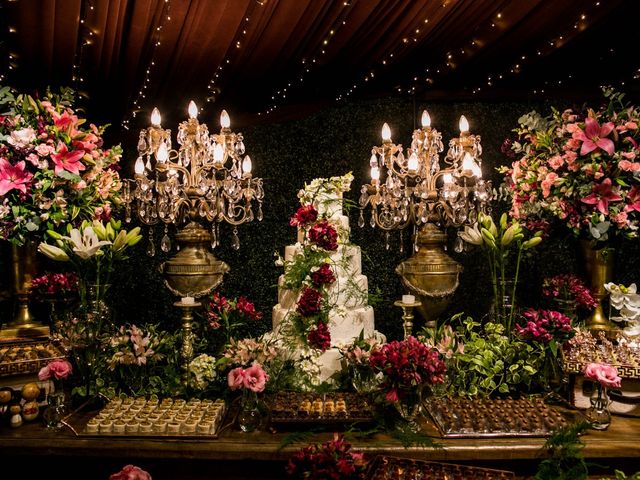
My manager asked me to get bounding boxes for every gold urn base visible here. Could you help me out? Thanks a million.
[580,240,616,333]
[395,223,462,328]
[161,222,229,298]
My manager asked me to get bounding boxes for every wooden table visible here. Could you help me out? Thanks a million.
[0,412,638,479]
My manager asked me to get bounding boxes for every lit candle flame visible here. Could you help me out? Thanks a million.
[134,156,145,174]
[242,155,252,174]
[459,115,469,133]
[150,107,161,127]
[371,166,380,181]
[381,123,391,142]
[407,152,419,171]
[462,151,475,171]
[421,110,431,128]
[156,143,168,163]
[220,110,230,129]
[188,100,198,119]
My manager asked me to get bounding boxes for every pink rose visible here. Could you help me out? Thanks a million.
[227,367,245,391]
[109,465,152,480]
[243,363,269,393]
[619,160,640,171]
[584,363,622,389]
[39,359,73,381]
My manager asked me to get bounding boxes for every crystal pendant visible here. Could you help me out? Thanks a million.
[385,232,390,250]
[146,229,156,257]
[231,228,240,251]
[370,214,376,228]
[358,210,365,228]
[257,203,263,221]
[211,225,217,249]
[453,236,464,253]
[160,226,171,253]
[399,230,404,253]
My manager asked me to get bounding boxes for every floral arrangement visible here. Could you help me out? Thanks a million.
[500,88,640,244]
[203,293,263,346]
[369,336,446,403]
[421,324,465,359]
[227,363,269,393]
[459,212,542,334]
[107,324,163,369]
[29,271,78,298]
[604,282,640,335]
[286,433,366,480]
[0,86,123,245]
[109,465,152,480]
[297,172,354,206]
[338,330,381,368]
[584,363,622,389]
[38,358,73,382]
[515,308,575,345]
[222,336,281,368]
[542,273,597,311]
[188,354,218,391]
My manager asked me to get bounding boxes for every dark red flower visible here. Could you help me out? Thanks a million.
[308,220,338,251]
[236,296,263,321]
[297,287,322,317]
[290,204,318,227]
[514,308,575,344]
[311,263,336,287]
[307,321,331,352]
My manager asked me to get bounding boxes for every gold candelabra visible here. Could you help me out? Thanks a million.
[360,112,491,325]
[124,102,264,297]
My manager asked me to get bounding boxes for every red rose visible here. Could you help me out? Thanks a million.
[311,263,336,286]
[297,287,322,317]
[307,321,331,352]
[109,465,152,480]
[308,220,338,251]
[290,204,318,227]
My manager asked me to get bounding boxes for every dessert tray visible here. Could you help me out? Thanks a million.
[425,396,572,438]
[267,392,374,426]
[365,455,515,480]
[562,330,640,379]
[0,339,66,376]
[63,396,227,438]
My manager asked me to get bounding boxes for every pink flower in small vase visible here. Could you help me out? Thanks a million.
[38,359,73,381]
[243,363,269,393]
[584,363,622,389]
[0,158,34,195]
[576,117,616,156]
[228,367,245,390]
[581,178,622,214]
[109,465,152,480]
[51,142,86,176]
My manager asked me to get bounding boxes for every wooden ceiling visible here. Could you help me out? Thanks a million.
[1,0,637,128]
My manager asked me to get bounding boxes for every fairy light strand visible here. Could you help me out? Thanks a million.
[0,1,15,84]
[71,0,96,103]
[122,0,172,130]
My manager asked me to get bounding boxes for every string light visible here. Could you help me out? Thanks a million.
[122,1,172,130]
[0,1,15,83]
[201,0,265,116]
[71,0,96,101]
[260,0,355,115]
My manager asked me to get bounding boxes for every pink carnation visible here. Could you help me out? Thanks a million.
[38,359,73,381]
[584,363,622,389]
[227,367,245,391]
[243,363,269,393]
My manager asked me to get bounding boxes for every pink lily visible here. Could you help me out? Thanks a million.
[625,185,640,213]
[576,117,616,156]
[0,158,34,195]
[51,142,86,176]
[581,178,622,214]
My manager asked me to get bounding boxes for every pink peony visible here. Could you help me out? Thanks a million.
[38,359,73,381]
[227,367,245,391]
[584,363,622,389]
[109,465,152,480]
[242,363,269,393]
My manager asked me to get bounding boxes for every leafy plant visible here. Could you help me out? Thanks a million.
[535,421,590,480]
[445,314,544,396]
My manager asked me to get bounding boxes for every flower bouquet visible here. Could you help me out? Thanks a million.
[583,362,622,430]
[338,330,382,393]
[542,273,597,322]
[0,86,122,245]
[228,363,269,432]
[369,336,446,427]
[500,88,640,244]
[203,292,263,347]
[38,358,73,429]
[286,433,366,480]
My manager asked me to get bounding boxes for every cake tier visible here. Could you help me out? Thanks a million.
[272,304,374,345]
[314,193,343,220]
[277,274,368,310]
[284,244,361,276]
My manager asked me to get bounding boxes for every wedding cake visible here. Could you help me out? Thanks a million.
[272,173,378,382]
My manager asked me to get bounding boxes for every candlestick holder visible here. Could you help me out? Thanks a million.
[394,299,422,339]
[174,300,202,387]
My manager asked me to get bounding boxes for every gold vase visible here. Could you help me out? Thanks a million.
[395,223,462,328]
[580,240,615,332]
[1,242,50,338]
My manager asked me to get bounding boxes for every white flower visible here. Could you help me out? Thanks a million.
[7,127,36,148]
[63,226,112,259]
[605,283,638,311]
[38,243,69,261]
[459,223,483,245]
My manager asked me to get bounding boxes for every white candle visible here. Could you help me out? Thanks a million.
[181,296,195,305]
[402,294,415,304]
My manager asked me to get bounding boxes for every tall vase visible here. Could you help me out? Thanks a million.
[580,241,615,332]
[0,242,50,338]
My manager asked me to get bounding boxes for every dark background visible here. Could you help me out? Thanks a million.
[1,95,639,340]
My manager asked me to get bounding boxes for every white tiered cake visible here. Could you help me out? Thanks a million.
[272,174,377,381]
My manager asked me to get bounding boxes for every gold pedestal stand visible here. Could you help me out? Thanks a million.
[174,300,202,387]
[394,300,422,339]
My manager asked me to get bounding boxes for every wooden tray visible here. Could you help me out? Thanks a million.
[365,455,515,479]
[425,396,576,438]
[62,397,227,439]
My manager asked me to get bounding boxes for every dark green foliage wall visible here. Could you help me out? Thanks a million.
[2,96,639,339]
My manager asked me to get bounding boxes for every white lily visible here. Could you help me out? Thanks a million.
[38,243,69,261]
[64,226,112,259]
[459,223,483,246]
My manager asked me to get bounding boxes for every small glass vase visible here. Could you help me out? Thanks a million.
[237,390,262,433]
[585,383,612,430]
[350,365,378,394]
[42,383,67,430]
[393,387,425,431]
